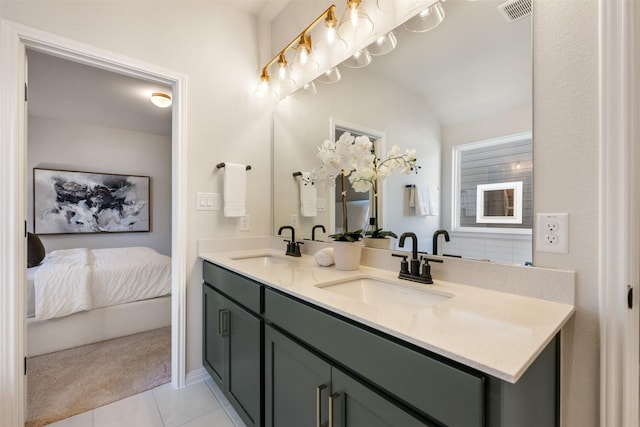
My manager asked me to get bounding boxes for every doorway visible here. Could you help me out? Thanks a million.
[0,21,188,426]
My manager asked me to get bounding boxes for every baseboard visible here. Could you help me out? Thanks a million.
[186,367,211,386]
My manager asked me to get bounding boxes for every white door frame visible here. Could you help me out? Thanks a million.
[0,20,188,427]
[599,0,639,425]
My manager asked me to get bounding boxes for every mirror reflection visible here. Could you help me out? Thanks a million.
[273,0,532,264]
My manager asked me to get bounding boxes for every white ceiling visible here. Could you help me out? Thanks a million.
[365,0,531,126]
[27,50,172,136]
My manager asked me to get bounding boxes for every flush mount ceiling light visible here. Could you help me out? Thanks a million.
[367,31,397,56]
[403,1,445,33]
[150,92,172,108]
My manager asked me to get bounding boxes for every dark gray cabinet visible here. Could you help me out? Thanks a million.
[203,263,263,427]
[265,325,331,427]
[203,261,560,427]
[265,325,430,427]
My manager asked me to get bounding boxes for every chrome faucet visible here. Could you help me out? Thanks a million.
[312,225,326,241]
[432,229,450,256]
[278,225,302,257]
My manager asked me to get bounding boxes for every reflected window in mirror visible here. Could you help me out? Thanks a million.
[452,132,532,234]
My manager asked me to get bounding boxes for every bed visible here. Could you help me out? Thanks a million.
[26,246,172,357]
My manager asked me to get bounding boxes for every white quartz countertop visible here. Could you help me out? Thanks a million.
[200,248,575,384]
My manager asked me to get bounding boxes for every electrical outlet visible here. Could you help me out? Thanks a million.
[536,213,568,253]
[239,215,250,231]
[290,214,299,228]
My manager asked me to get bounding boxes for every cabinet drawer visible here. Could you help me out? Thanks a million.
[203,261,262,314]
[264,288,485,427]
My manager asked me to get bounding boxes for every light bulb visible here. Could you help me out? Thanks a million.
[326,26,336,46]
[299,48,309,65]
[350,4,359,27]
[338,0,374,42]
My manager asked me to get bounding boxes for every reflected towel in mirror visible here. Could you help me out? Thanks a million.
[300,172,317,217]
[413,185,439,216]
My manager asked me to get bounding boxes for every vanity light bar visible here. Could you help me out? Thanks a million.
[257,5,337,85]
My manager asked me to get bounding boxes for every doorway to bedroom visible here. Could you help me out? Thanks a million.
[25,49,174,425]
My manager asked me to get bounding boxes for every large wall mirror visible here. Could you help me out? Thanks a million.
[272,0,532,265]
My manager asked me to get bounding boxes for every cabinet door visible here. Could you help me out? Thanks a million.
[265,326,331,427]
[203,284,226,386]
[330,368,433,427]
[226,298,262,427]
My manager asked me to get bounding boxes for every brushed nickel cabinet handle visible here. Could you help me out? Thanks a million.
[328,392,340,427]
[316,384,327,427]
[220,309,230,337]
[217,309,224,336]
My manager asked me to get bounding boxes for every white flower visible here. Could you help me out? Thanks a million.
[315,133,418,236]
[348,167,377,193]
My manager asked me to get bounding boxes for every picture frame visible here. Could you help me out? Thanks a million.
[33,168,151,234]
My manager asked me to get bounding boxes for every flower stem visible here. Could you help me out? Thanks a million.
[341,171,348,233]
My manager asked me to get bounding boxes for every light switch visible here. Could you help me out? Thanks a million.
[196,192,220,211]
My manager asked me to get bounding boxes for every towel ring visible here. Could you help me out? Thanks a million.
[217,163,252,171]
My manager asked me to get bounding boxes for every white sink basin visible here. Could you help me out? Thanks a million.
[230,254,299,268]
[316,277,451,309]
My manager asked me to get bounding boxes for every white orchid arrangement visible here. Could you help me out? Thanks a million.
[315,132,419,241]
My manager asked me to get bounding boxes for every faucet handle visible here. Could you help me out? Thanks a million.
[391,253,409,275]
[293,241,304,257]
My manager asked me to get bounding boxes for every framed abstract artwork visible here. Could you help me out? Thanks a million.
[33,168,151,234]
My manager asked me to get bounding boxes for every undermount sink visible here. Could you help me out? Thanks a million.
[316,277,452,309]
[230,254,299,268]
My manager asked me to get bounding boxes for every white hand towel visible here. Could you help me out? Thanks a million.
[428,185,440,216]
[223,163,247,217]
[300,172,317,217]
[414,185,430,216]
[314,247,335,267]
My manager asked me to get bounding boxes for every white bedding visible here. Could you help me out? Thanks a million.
[34,248,92,320]
[32,247,171,320]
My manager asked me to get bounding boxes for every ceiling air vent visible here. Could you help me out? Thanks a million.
[497,0,532,23]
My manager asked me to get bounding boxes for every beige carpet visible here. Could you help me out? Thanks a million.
[26,326,171,427]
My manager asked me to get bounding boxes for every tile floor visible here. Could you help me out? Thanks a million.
[48,377,247,427]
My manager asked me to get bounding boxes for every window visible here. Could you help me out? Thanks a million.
[452,133,532,234]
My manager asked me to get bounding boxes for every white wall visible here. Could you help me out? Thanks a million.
[27,115,172,255]
[533,1,600,425]
[0,1,273,375]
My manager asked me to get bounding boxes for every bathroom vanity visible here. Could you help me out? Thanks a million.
[201,249,573,427]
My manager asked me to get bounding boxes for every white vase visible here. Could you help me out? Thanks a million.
[332,241,363,271]
[363,237,392,250]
